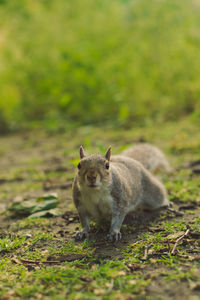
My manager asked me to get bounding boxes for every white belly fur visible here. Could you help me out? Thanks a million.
[80,187,113,221]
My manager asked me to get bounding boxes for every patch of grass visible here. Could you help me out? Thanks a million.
[11,218,50,230]
[0,257,150,299]
[167,174,200,203]
[165,267,200,282]
[0,120,199,299]
[31,232,55,244]
[190,216,200,231]
[48,240,95,258]
[0,235,26,253]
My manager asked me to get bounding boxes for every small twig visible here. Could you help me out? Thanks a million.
[140,243,153,261]
[20,258,61,265]
[105,280,114,295]
[171,227,190,256]
[11,257,21,265]
[167,240,171,253]
[176,253,189,259]
[131,240,142,247]
[193,255,200,261]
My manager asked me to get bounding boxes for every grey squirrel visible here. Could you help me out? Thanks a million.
[72,144,170,241]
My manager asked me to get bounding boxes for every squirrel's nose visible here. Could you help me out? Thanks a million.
[87,174,97,183]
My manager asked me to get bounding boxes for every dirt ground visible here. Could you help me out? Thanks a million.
[0,125,200,299]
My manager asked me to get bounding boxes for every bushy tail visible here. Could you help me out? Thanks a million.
[121,143,171,173]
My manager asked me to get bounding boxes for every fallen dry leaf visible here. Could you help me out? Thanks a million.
[167,231,185,240]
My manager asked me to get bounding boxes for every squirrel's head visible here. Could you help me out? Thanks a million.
[76,146,111,189]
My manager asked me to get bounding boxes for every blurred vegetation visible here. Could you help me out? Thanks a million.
[0,0,200,133]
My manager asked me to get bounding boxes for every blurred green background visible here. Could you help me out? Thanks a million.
[0,0,200,133]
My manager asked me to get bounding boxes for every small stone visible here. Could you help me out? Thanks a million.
[24,233,32,238]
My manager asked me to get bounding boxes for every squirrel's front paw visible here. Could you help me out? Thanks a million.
[107,230,122,242]
[75,230,89,241]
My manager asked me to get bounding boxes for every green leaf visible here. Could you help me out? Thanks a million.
[31,199,58,213]
[28,208,61,219]
[8,193,59,217]
[8,199,38,215]
[36,193,58,202]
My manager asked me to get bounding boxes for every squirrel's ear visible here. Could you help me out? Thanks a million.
[105,146,111,161]
[80,146,85,159]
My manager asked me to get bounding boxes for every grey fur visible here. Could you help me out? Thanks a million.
[72,145,170,241]
[121,144,171,173]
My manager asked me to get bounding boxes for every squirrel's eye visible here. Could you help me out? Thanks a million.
[77,163,81,169]
[105,162,109,169]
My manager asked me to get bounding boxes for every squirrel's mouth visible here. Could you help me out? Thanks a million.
[88,184,98,188]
